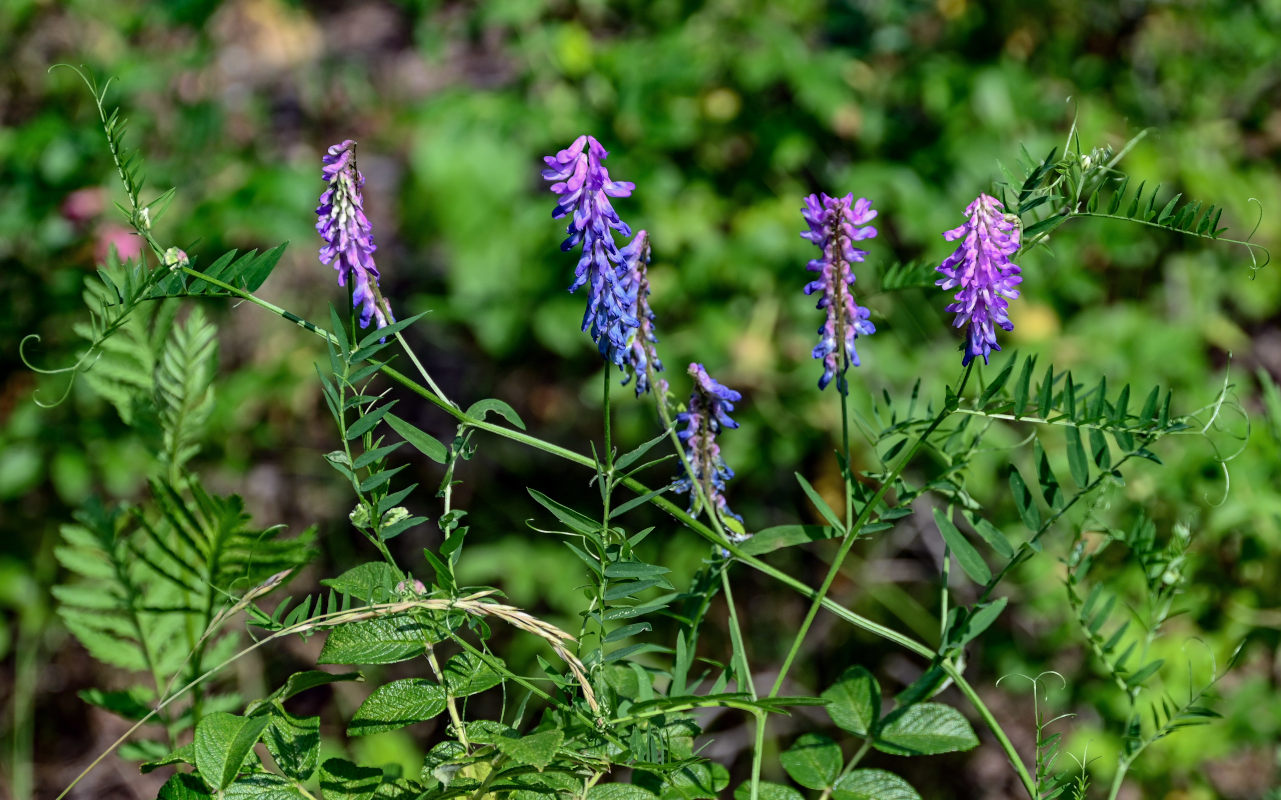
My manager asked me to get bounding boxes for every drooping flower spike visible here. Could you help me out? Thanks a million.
[542,135,639,367]
[674,363,745,534]
[935,193,1022,366]
[618,230,667,397]
[801,193,877,390]
[316,139,393,330]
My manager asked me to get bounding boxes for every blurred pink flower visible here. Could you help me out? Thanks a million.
[61,187,105,224]
[95,224,143,264]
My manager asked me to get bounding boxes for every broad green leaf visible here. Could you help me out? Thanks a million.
[733,782,804,800]
[193,712,269,791]
[873,703,979,756]
[588,786,658,799]
[385,413,448,463]
[322,561,400,602]
[443,652,504,697]
[246,671,363,716]
[263,705,320,782]
[831,769,921,800]
[349,678,447,736]
[821,666,880,737]
[224,773,309,800]
[319,614,434,665]
[492,729,564,769]
[321,757,383,800]
[467,398,526,430]
[932,507,990,583]
[780,732,842,790]
[157,773,213,800]
[739,525,838,555]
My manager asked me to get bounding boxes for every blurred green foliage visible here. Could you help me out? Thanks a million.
[3,0,1280,797]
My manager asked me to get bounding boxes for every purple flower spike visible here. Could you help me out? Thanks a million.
[619,230,666,397]
[801,193,877,390]
[543,135,639,366]
[936,193,1022,366]
[674,363,744,530]
[316,139,393,330]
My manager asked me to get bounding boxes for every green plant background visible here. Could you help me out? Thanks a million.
[2,0,1279,797]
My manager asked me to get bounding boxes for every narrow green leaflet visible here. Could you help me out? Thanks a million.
[873,703,979,756]
[831,770,921,800]
[779,732,842,790]
[821,666,881,737]
[794,472,844,529]
[193,712,270,791]
[385,413,448,463]
[246,670,363,714]
[492,729,564,769]
[1065,426,1089,486]
[932,507,991,583]
[739,525,838,555]
[467,398,527,430]
[349,678,447,736]
[318,614,433,665]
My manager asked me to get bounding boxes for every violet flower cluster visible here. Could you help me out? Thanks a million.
[543,135,639,368]
[618,230,667,397]
[316,139,392,330]
[935,193,1022,366]
[801,193,878,390]
[674,363,743,530]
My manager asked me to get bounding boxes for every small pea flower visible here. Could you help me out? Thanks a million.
[674,363,745,534]
[542,135,639,366]
[316,139,392,331]
[801,193,877,390]
[935,193,1022,366]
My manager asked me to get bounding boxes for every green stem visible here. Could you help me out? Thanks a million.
[769,363,975,698]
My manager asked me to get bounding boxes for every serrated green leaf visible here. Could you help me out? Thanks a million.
[321,757,383,800]
[932,507,990,583]
[349,678,447,736]
[443,652,504,697]
[780,733,841,790]
[224,773,309,800]
[831,769,921,800]
[733,782,804,800]
[588,786,658,800]
[821,666,880,737]
[493,729,564,769]
[319,615,433,665]
[263,705,320,783]
[157,773,214,800]
[873,703,979,756]
[321,561,400,603]
[193,712,269,791]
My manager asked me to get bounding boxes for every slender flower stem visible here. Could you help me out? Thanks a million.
[769,363,976,698]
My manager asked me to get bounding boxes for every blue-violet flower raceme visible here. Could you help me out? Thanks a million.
[618,230,666,397]
[801,193,878,390]
[542,135,639,366]
[316,139,393,330]
[935,193,1022,366]
[674,363,744,532]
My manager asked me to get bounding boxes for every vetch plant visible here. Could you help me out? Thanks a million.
[26,67,1272,800]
